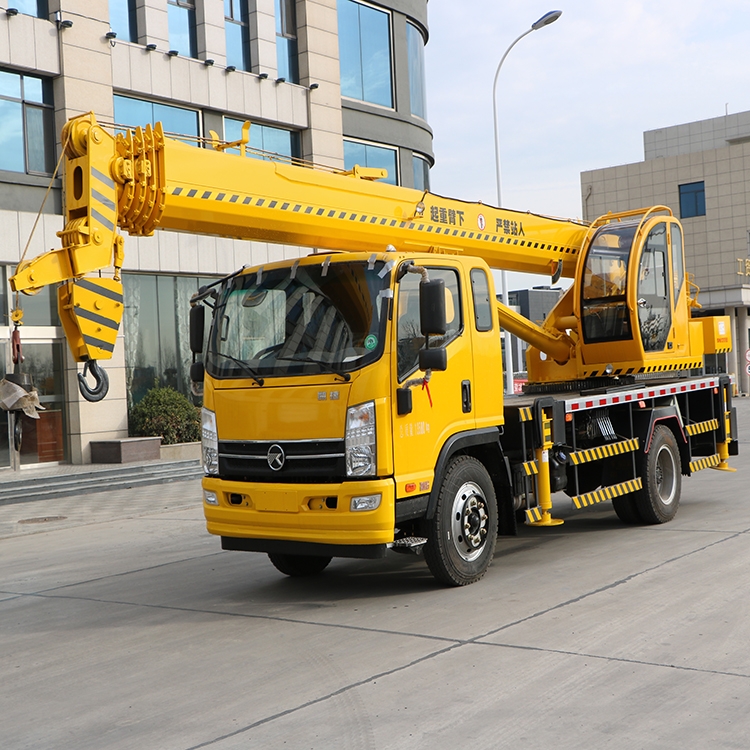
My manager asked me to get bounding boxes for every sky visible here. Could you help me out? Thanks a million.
[423,1,750,289]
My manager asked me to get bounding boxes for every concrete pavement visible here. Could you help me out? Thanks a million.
[1,398,749,749]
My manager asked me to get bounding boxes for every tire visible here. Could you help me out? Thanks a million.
[612,494,643,524]
[268,553,332,577]
[424,455,498,587]
[633,425,681,524]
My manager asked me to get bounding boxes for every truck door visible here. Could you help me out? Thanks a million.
[637,221,671,352]
[391,263,475,499]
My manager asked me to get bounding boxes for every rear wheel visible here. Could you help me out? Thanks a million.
[612,494,643,524]
[634,425,681,524]
[268,553,332,577]
[424,455,498,587]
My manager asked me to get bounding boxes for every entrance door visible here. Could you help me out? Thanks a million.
[18,341,67,465]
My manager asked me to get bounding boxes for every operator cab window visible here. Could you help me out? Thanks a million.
[637,222,671,352]
[581,224,636,343]
[397,267,461,381]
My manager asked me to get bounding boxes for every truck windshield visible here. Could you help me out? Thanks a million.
[581,223,637,343]
[207,259,392,380]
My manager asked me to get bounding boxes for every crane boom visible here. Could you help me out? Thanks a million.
[11,113,588,298]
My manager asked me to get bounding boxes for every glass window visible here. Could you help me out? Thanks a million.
[679,181,705,219]
[637,223,671,352]
[275,0,299,83]
[406,22,427,119]
[0,70,54,176]
[12,0,47,18]
[344,139,398,185]
[338,0,393,108]
[581,223,636,343]
[123,273,212,406]
[470,269,493,332]
[168,0,197,58]
[225,0,250,71]
[207,261,391,380]
[397,266,461,381]
[109,0,138,42]
[224,117,301,160]
[671,223,684,302]
[114,95,200,146]
[413,154,429,191]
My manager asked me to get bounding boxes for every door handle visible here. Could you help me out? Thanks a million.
[461,380,472,413]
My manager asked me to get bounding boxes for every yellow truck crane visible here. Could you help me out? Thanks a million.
[10,113,738,585]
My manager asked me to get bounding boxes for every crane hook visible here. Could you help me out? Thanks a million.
[78,360,110,402]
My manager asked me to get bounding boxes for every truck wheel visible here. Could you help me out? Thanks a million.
[612,495,643,524]
[424,455,498,586]
[634,425,681,524]
[268,553,332,577]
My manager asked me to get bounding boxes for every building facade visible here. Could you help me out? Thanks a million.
[0,0,432,469]
[581,111,750,395]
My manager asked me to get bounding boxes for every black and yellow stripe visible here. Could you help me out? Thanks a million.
[569,438,639,466]
[572,478,643,509]
[521,460,538,476]
[525,507,543,523]
[518,407,533,422]
[685,419,719,436]
[58,277,124,362]
[689,454,720,472]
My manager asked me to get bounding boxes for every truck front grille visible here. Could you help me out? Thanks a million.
[218,439,346,483]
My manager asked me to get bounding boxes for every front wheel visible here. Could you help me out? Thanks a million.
[424,455,498,586]
[634,425,681,524]
[268,553,332,577]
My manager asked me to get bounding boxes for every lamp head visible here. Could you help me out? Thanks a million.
[531,10,562,30]
[5,8,19,16]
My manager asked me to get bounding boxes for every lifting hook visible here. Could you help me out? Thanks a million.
[78,360,110,402]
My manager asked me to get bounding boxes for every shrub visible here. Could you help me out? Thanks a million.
[129,386,201,445]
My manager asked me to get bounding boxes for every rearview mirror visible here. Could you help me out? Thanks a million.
[420,278,447,336]
[419,347,447,372]
[189,305,205,354]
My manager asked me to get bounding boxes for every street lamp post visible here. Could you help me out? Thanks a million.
[492,10,562,395]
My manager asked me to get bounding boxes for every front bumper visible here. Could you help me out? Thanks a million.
[202,476,396,549]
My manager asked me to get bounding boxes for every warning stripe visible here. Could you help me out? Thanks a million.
[525,507,542,523]
[685,419,719,436]
[519,407,533,423]
[689,454,720,473]
[572,478,643,509]
[166,186,580,255]
[569,438,640,466]
[522,460,538,476]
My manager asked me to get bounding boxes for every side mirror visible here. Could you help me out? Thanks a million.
[419,347,447,372]
[420,278,447,336]
[189,305,205,354]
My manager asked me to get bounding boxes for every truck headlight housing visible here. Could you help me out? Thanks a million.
[345,401,376,477]
[201,407,219,475]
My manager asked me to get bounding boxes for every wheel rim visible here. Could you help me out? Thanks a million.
[450,481,489,562]
[654,445,677,506]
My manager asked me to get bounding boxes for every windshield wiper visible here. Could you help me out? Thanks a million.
[275,355,351,382]
[209,351,264,386]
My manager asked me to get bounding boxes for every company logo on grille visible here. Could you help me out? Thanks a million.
[266,444,285,471]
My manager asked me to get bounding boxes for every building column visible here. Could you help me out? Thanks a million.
[737,305,749,396]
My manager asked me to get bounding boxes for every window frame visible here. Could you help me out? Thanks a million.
[678,181,706,219]
[275,0,299,83]
[108,0,138,43]
[225,0,251,72]
[343,137,399,186]
[406,21,427,119]
[338,0,395,110]
[114,94,201,146]
[0,69,55,177]
[223,116,301,161]
[167,0,198,58]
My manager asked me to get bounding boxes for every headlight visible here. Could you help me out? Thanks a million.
[345,401,376,477]
[201,407,219,475]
